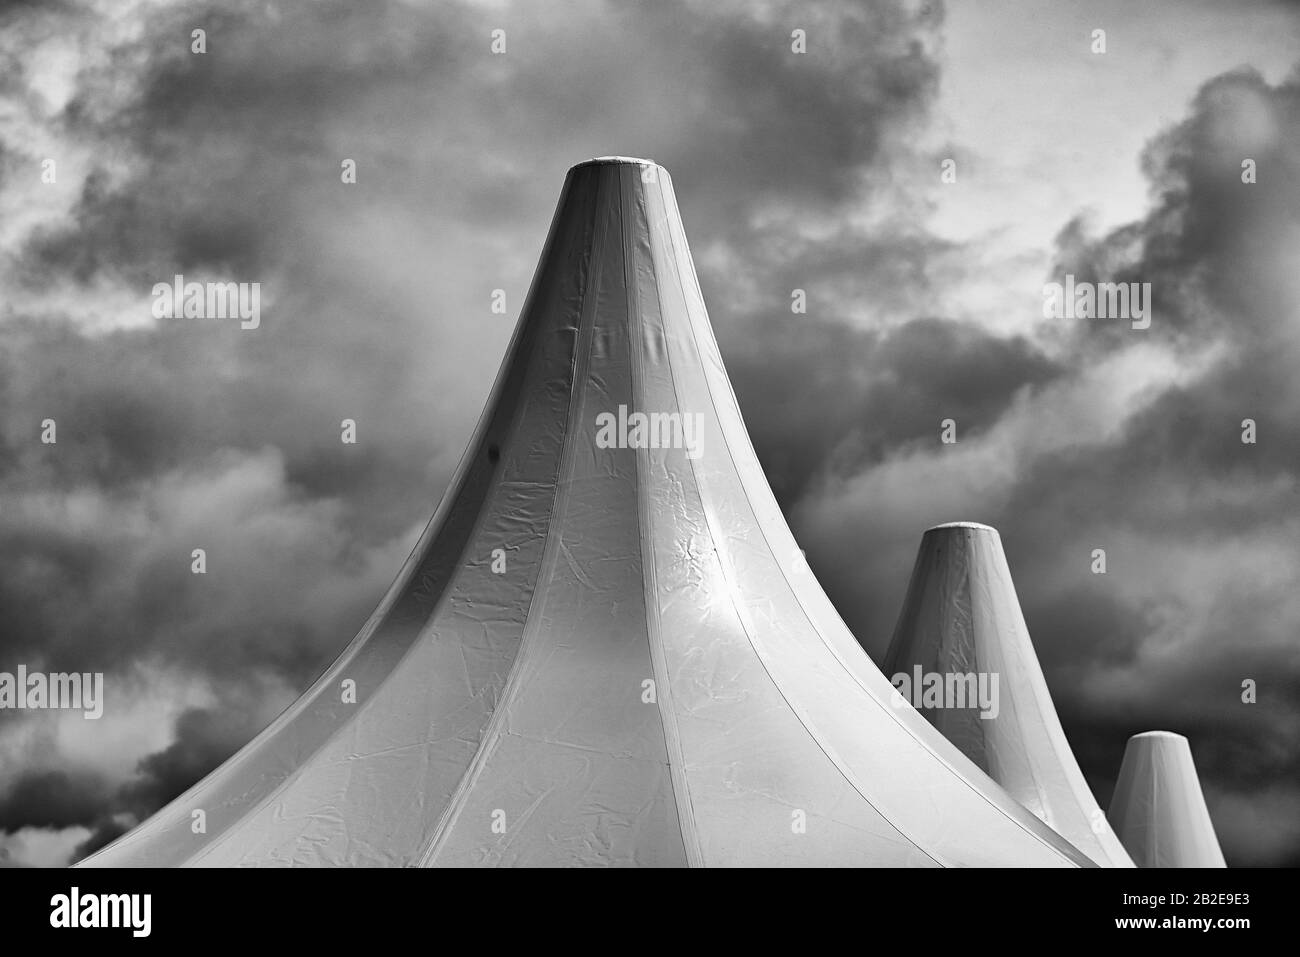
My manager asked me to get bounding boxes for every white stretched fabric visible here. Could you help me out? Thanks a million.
[79,160,1092,868]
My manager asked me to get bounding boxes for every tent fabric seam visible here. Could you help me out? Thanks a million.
[415,170,610,867]
[623,165,704,867]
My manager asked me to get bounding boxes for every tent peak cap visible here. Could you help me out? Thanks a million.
[1130,730,1188,742]
[572,156,659,169]
[925,521,999,533]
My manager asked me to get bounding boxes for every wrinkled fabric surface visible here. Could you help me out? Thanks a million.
[80,160,1093,868]
[1108,731,1227,868]
[882,523,1133,867]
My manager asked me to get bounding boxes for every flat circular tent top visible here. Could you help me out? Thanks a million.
[926,521,999,533]
[573,156,657,168]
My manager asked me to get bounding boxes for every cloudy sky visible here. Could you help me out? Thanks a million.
[1,0,1297,868]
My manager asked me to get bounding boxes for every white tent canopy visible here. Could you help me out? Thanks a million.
[883,522,1133,867]
[1108,731,1227,867]
[80,159,1091,868]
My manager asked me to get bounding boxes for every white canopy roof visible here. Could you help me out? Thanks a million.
[883,522,1133,866]
[79,159,1091,868]
[1108,731,1226,867]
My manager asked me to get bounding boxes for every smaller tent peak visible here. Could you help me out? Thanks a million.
[1109,730,1225,867]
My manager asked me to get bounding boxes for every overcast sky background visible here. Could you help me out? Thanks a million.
[1,0,1297,867]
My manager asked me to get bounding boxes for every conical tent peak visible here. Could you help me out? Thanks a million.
[78,163,1092,869]
[1108,731,1226,867]
[884,525,1134,866]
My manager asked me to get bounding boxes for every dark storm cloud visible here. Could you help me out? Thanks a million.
[116,706,253,819]
[0,702,269,861]
[628,0,943,217]
[727,315,1061,503]
[1019,583,1149,676]
[23,1,482,286]
[0,768,108,830]
[0,0,56,18]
